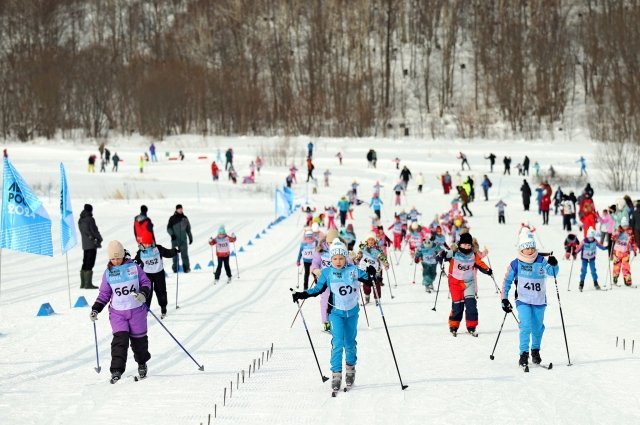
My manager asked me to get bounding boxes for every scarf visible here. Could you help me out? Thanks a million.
[517,250,538,264]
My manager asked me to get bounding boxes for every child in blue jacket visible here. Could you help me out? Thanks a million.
[501,232,559,368]
[296,230,317,290]
[575,227,607,291]
[292,240,374,391]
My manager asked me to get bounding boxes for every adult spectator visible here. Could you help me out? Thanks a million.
[78,204,103,289]
[167,204,193,273]
[521,179,532,211]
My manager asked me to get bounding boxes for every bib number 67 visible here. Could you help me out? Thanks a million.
[339,285,355,296]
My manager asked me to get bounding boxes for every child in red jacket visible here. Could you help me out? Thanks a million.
[208,226,237,284]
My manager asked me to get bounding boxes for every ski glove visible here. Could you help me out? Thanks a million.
[132,291,146,303]
[547,255,558,266]
[414,257,420,264]
[292,291,308,303]
[501,299,513,313]
[90,310,99,322]
[171,235,176,241]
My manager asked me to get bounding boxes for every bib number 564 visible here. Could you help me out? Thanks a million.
[114,284,136,296]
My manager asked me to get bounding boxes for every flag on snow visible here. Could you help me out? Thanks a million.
[0,157,53,256]
[59,163,77,254]
[275,188,290,218]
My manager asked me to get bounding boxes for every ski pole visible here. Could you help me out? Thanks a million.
[359,286,371,329]
[210,245,216,277]
[412,261,418,284]
[175,253,180,310]
[370,284,408,390]
[384,268,395,299]
[396,242,407,265]
[232,242,240,279]
[490,274,519,324]
[389,255,398,288]
[93,321,101,373]
[486,255,498,294]
[431,264,446,311]
[489,311,508,360]
[289,299,306,329]
[566,254,575,291]
[297,264,301,289]
[146,304,205,371]
[290,289,329,383]
[551,268,572,366]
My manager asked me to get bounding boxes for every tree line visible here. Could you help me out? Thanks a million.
[0,0,637,144]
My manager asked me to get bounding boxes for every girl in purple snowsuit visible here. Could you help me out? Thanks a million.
[90,240,152,383]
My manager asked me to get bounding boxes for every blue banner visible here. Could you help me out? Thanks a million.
[0,158,53,256]
[275,188,289,218]
[59,163,77,254]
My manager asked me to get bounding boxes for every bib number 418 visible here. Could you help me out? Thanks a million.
[524,282,541,291]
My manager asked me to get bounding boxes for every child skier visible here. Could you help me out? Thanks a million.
[501,232,559,368]
[134,233,178,318]
[495,200,507,224]
[292,240,374,393]
[325,205,338,230]
[406,222,424,259]
[440,232,492,336]
[370,193,383,219]
[354,233,389,305]
[575,227,607,291]
[564,232,580,260]
[296,230,317,290]
[388,215,404,251]
[611,216,637,286]
[414,237,440,292]
[90,241,152,383]
[208,226,237,284]
[339,224,356,251]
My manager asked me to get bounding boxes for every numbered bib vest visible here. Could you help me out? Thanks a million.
[614,232,630,253]
[410,210,419,220]
[581,241,597,260]
[301,241,315,261]
[399,213,408,224]
[320,250,331,269]
[328,266,360,311]
[106,263,142,311]
[516,261,547,305]
[420,247,437,264]
[392,222,403,234]
[450,252,475,282]
[408,232,422,247]
[434,234,446,247]
[358,248,381,272]
[216,236,231,255]
[140,247,163,273]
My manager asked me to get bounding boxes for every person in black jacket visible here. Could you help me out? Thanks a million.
[523,156,530,176]
[503,156,511,175]
[167,204,193,273]
[521,180,532,211]
[485,153,496,173]
[78,204,103,289]
[400,166,412,189]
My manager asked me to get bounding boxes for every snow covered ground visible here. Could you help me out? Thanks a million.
[1,135,639,425]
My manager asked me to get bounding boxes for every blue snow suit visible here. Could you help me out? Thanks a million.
[304,264,370,372]
[576,238,607,284]
[502,255,559,354]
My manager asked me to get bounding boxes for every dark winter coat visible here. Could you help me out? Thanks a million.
[78,210,103,250]
[521,181,532,201]
[167,212,192,245]
[400,167,412,182]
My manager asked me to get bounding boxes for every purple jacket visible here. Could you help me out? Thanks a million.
[92,259,151,311]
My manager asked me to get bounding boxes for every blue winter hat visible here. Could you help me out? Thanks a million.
[218,226,226,235]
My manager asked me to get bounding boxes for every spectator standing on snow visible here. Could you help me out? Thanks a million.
[495,200,507,224]
[225,148,233,171]
[149,143,157,162]
[167,204,193,273]
[441,171,452,194]
[78,204,103,289]
[211,161,219,181]
[521,180,532,211]
[523,156,530,176]
[306,157,315,182]
[307,141,314,158]
[503,156,511,175]
[486,153,496,173]
[112,152,120,172]
[458,152,471,170]
[481,175,492,201]
[416,172,424,193]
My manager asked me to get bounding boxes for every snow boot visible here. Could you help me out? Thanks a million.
[449,327,458,337]
[467,327,478,337]
[531,349,541,365]
[331,372,342,391]
[80,270,87,289]
[82,270,98,289]
[110,370,122,384]
[138,363,148,379]
[227,276,232,284]
[345,364,355,388]
[594,281,601,290]
[214,279,219,285]
[579,281,584,292]
[519,351,529,367]
[364,295,370,304]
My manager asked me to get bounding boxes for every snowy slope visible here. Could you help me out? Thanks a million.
[0,135,639,425]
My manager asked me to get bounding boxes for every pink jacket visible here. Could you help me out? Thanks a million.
[599,214,614,234]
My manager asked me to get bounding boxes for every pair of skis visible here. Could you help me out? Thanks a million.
[521,362,553,372]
